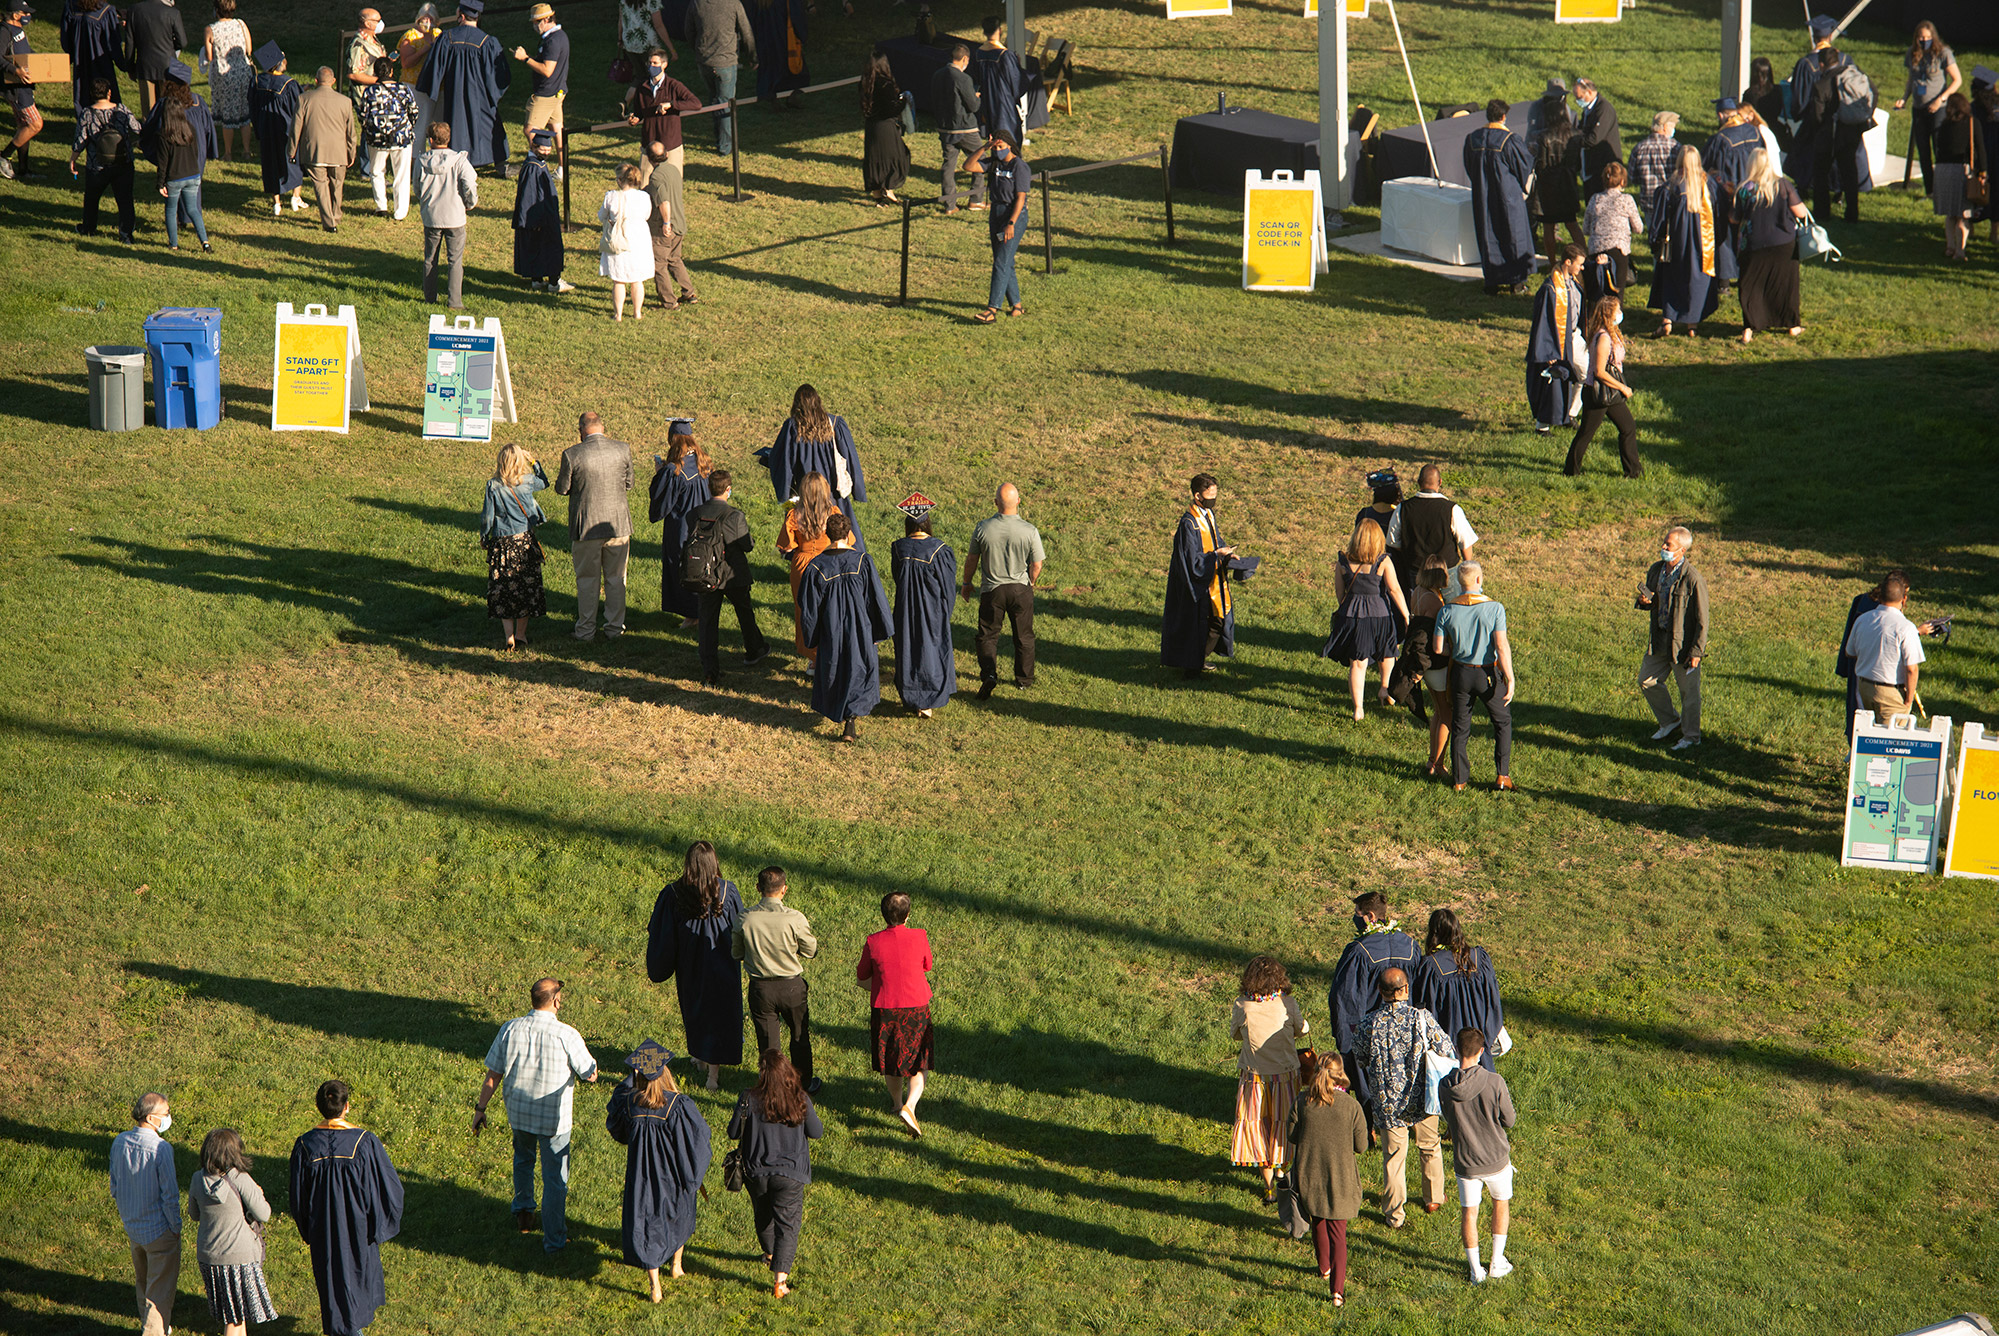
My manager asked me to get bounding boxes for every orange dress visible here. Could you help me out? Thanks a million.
[777,509,832,658]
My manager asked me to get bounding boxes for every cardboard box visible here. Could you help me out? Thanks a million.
[4,52,72,86]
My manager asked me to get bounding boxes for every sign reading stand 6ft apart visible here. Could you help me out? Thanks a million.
[1842,710,1952,874]
[1243,169,1329,292]
[272,303,368,433]
[1554,0,1622,21]
[1943,723,1999,880]
[424,314,517,441]
[1166,0,1231,19]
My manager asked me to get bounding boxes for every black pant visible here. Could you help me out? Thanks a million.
[1909,106,1940,195]
[747,1174,807,1272]
[698,583,766,676]
[1448,662,1512,786]
[1815,123,1867,220]
[81,162,136,236]
[975,583,1035,686]
[1183,614,1226,679]
[747,975,812,1085]
[1565,391,1641,477]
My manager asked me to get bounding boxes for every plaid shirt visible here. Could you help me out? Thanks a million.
[484,1010,597,1137]
[1630,132,1679,216]
[1355,1000,1456,1131]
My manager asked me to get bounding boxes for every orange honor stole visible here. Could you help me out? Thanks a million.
[1190,505,1231,618]
[1693,184,1716,278]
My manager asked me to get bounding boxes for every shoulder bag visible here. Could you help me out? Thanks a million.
[500,483,545,564]
[722,1146,746,1192]
[1794,206,1842,263]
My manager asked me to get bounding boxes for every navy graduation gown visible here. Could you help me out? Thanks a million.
[1647,178,1728,324]
[890,533,958,711]
[289,1125,405,1336]
[1525,274,1581,428]
[605,1079,713,1269]
[1412,947,1505,1073]
[418,23,510,167]
[249,74,304,194]
[970,46,1025,142]
[1701,121,1763,192]
[1161,505,1236,669]
[748,0,809,102]
[648,454,711,619]
[1327,928,1421,1113]
[797,545,893,723]
[764,415,868,552]
[512,156,564,279]
[60,2,124,108]
[1463,124,1536,288]
[646,879,746,1067]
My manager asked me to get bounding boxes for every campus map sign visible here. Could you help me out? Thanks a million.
[1242,169,1329,292]
[423,315,517,441]
[1842,711,1952,873]
[1943,723,1999,880]
[271,303,368,433]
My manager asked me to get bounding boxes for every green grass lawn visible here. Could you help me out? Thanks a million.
[2,0,1996,1333]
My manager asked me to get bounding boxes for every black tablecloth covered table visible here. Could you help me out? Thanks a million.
[878,35,1049,130]
[1169,108,1320,194]
[1376,100,1530,189]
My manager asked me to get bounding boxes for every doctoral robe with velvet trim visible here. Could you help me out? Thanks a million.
[418,22,509,167]
[289,1124,405,1336]
[797,545,893,723]
[647,454,710,619]
[606,1078,713,1269]
[890,533,958,711]
[646,879,746,1067]
[1413,947,1505,1073]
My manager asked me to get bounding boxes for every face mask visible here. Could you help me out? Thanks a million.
[1352,914,1370,934]
[1613,309,1624,325]
[1659,547,1675,564]
[152,1113,173,1134]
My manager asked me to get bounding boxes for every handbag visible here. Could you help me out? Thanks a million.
[1421,1048,1455,1118]
[722,1147,745,1192]
[1273,1172,1311,1240]
[1967,170,1990,208]
[1794,206,1842,263]
[609,53,634,85]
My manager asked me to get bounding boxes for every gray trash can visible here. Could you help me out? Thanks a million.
[85,344,149,431]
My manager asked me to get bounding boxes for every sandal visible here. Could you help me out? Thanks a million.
[973,307,998,324]
[1007,303,1024,317]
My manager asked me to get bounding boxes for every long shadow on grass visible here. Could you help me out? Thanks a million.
[1089,369,1478,436]
[123,964,496,1059]
[0,1256,152,1335]
[1508,998,1999,1123]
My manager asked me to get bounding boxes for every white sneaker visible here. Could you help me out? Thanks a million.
[1489,1258,1514,1279]
[1650,723,1680,740]
[1469,1267,1488,1284]
[1672,737,1701,751]
[554,279,576,293]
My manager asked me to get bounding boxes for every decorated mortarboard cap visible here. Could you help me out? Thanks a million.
[165,59,195,84]
[254,40,284,71]
[667,417,696,437]
[457,0,486,13]
[1808,13,1836,38]
[1712,95,1738,111]
[626,1040,675,1077]
[895,492,937,521]
[1364,469,1397,490]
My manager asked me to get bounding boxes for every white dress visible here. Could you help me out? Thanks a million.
[598,188,656,282]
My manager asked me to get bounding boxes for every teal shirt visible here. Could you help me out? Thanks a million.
[1435,598,1507,667]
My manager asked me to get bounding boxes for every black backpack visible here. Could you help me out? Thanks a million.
[680,513,733,591]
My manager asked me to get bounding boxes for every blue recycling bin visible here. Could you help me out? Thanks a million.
[142,307,224,430]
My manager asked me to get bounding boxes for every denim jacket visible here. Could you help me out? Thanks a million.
[480,463,549,540]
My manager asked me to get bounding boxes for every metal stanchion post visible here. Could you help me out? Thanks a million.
[1161,145,1176,244]
[560,128,573,230]
[898,197,912,306]
[725,99,750,203]
[1040,174,1053,274]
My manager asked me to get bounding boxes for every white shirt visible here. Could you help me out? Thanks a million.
[1844,605,1925,686]
[1385,492,1479,553]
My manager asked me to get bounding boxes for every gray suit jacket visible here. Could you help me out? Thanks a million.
[292,86,358,168]
[556,434,635,542]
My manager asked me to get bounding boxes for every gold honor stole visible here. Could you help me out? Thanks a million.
[1693,183,1716,277]
[1190,505,1231,618]
[1550,276,1570,340]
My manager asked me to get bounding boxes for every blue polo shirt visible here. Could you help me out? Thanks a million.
[534,25,570,98]
[1436,597,1507,667]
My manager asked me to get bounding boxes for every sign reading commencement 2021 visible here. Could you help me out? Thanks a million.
[423,314,517,441]
[1841,711,1952,874]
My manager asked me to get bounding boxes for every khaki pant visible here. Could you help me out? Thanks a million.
[634,145,683,188]
[571,537,629,638]
[526,91,565,134]
[306,163,346,229]
[1638,652,1701,742]
[1381,1116,1445,1227]
[1858,677,1914,724]
[651,229,697,307]
[129,1231,180,1336]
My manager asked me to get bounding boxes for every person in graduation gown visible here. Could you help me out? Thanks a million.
[511,126,565,288]
[645,841,746,1090]
[889,507,957,717]
[777,472,836,659]
[970,18,1024,146]
[647,420,711,625]
[418,0,510,171]
[1647,145,1727,336]
[1161,472,1254,680]
[1526,245,1585,432]
[747,0,809,106]
[797,512,892,740]
[605,1040,713,1301]
[1700,101,1761,279]
[1326,893,1422,1130]
[1412,909,1505,1074]
[60,0,125,115]
[289,1080,405,1336]
[1463,98,1536,294]
[764,385,868,550]
[248,43,305,211]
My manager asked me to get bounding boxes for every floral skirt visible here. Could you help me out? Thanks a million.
[485,532,547,619]
[1232,1068,1297,1168]
[203,1260,278,1325]
[870,1005,934,1076]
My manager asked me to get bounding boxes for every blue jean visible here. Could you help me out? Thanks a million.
[512,1129,571,1250]
[702,64,738,154]
[163,176,207,248]
[988,223,1024,310]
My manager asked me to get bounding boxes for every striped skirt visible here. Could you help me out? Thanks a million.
[1231,1068,1299,1168]
[202,1260,278,1326]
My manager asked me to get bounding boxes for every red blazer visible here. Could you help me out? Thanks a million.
[857,925,932,1009]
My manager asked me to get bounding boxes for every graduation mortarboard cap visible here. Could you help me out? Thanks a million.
[895,492,937,521]
[1713,96,1738,111]
[1364,469,1397,491]
[254,40,284,72]
[1809,13,1837,39]
[626,1040,675,1077]
[1974,66,1998,91]
[529,127,555,148]
[164,59,196,85]
[667,417,695,437]
[457,0,486,13]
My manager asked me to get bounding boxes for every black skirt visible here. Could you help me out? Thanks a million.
[870,1005,934,1075]
[1738,243,1801,331]
[863,116,910,194]
[484,532,548,619]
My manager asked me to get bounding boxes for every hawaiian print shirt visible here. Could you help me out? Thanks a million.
[359,83,420,149]
[1355,999,1455,1131]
